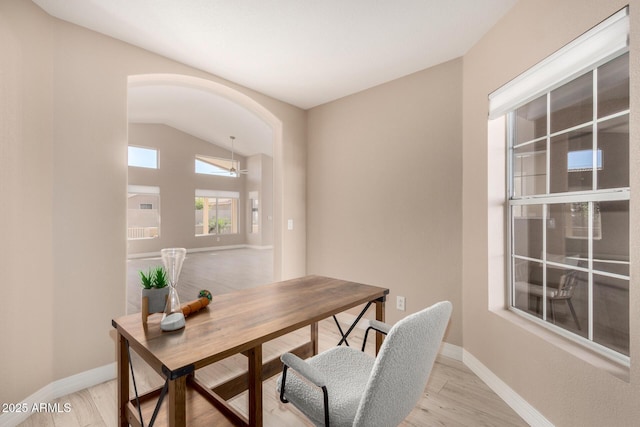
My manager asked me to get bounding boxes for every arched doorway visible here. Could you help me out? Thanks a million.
[125,74,283,313]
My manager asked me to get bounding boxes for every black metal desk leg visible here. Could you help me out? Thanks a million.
[336,301,373,346]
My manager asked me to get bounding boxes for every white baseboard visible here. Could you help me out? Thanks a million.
[187,245,247,254]
[463,349,553,427]
[440,342,464,361]
[0,363,116,427]
[245,245,274,250]
[127,245,248,259]
[127,244,250,259]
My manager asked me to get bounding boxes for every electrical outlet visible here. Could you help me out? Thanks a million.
[396,296,406,311]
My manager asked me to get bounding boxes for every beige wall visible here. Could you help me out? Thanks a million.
[0,0,55,405]
[246,153,275,248]
[307,58,463,343]
[462,0,640,425]
[1,0,306,405]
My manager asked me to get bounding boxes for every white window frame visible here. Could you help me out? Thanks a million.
[491,8,630,365]
[195,189,240,236]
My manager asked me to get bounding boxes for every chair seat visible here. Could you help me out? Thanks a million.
[516,282,564,298]
[277,346,375,427]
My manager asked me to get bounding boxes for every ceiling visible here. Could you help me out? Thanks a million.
[32,0,517,155]
[127,81,273,157]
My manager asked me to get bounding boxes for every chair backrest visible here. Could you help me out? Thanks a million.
[556,271,578,298]
[353,301,452,427]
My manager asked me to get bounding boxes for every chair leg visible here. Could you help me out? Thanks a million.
[566,299,581,330]
[549,299,555,324]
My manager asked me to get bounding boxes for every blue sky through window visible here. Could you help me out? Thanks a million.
[196,159,231,175]
[194,155,237,177]
[568,149,602,171]
[128,146,158,169]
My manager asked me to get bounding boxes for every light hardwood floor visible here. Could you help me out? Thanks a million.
[19,249,527,426]
[126,248,274,314]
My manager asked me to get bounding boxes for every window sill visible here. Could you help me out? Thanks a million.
[491,308,630,382]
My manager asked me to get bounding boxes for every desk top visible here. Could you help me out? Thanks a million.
[112,275,388,377]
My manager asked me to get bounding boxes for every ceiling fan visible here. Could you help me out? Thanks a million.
[229,136,248,175]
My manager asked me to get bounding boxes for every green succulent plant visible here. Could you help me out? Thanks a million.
[139,266,169,289]
[152,266,168,288]
[139,268,154,289]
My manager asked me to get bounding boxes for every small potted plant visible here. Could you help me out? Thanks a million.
[140,266,170,322]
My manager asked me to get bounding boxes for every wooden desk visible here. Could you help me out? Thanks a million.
[112,275,389,427]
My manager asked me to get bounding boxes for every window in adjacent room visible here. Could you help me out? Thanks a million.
[249,191,260,234]
[490,8,630,363]
[127,185,160,239]
[128,146,158,169]
[195,154,238,177]
[195,190,239,236]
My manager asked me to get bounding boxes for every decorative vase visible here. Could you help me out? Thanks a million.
[160,248,187,331]
[141,286,170,313]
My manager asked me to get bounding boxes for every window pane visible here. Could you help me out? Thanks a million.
[546,203,588,265]
[593,274,629,356]
[128,193,160,239]
[594,200,629,277]
[195,197,213,235]
[597,114,629,190]
[251,197,260,233]
[195,196,238,235]
[195,155,238,177]
[598,52,629,118]
[512,205,544,259]
[514,95,547,144]
[512,259,543,319]
[216,198,237,234]
[128,146,158,169]
[550,127,592,193]
[513,140,546,197]
[550,72,593,133]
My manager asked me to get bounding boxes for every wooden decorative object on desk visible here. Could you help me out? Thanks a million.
[181,290,213,317]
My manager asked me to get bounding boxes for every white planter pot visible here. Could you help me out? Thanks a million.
[141,286,170,313]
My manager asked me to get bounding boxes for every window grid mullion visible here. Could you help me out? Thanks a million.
[587,69,597,341]
[546,92,551,196]
[543,91,551,323]
[593,69,599,191]
[588,202,594,340]
[542,203,548,322]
